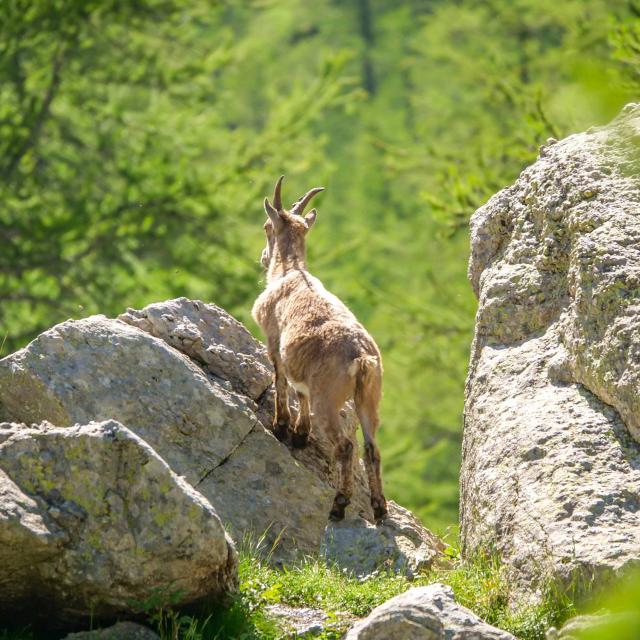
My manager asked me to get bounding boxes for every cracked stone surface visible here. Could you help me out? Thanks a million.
[116,299,446,572]
[462,104,640,602]
[0,315,259,471]
[0,315,332,563]
[345,583,515,639]
[118,297,272,401]
[0,420,236,627]
[0,308,444,572]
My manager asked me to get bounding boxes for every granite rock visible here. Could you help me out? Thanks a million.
[462,104,640,601]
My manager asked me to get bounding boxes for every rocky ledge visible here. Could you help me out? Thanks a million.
[0,297,445,629]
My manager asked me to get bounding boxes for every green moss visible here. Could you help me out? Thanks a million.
[152,508,172,528]
[17,457,57,494]
[159,482,172,495]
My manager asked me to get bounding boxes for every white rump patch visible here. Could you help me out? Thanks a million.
[347,360,358,377]
[290,379,310,397]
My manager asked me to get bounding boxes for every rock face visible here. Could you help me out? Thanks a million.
[119,298,272,401]
[63,622,160,640]
[462,104,640,600]
[0,420,236,627]
[345,583,515,640]
[324,501,445,578]
[0,298,444,573]
[0,313,332,562]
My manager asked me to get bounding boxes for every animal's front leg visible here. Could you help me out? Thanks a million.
[269,341,291,442]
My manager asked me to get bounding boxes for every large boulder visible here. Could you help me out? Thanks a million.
[0,420,236,627]
[462,104,640,601]
[0,314,332,562]
[345,583,515,639]
[0,299,444,573]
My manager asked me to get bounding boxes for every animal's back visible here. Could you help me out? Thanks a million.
[275,271,381,387]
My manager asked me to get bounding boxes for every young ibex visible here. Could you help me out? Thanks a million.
[252,176,387,522]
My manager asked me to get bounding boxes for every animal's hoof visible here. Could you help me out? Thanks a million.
[329,506,345,521]
[372,497,388,523]
[273,420,290,443]
[329,493,350,521]
[291,431,309,449]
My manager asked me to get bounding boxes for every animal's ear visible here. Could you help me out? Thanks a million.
[304,208,317,229]
[264,198,282,228]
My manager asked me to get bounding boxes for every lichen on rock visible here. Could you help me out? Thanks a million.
[463,103,640,602]
[0,419,236,627]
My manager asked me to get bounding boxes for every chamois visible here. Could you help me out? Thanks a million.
[251,176,387,522]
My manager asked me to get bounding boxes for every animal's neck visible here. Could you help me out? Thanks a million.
[268,249,307,283]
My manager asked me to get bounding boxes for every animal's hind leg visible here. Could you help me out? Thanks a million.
[325,407,356,521]
[355,391,387,522]
[292,391,311,449]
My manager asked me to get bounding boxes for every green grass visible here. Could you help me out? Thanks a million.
[0,545,580,640]
[140,544,577,640]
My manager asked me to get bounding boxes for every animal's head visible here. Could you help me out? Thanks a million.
[260,175,323,271]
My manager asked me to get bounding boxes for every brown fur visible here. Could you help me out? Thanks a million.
[251,176,387,521]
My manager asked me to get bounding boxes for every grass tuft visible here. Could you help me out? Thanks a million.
[179,543,576,640]
[431,547,576,639]
[0,544,581,640]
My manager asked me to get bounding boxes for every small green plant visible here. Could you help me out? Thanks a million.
[126,588,204,640]
[149,608,209,640]
[429,546,577,640]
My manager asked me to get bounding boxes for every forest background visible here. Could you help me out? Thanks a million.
[2,0,639,535]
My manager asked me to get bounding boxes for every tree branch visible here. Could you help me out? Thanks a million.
[3,46,66,181]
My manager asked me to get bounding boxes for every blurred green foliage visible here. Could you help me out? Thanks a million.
[562,567,640,639]
[1,0,638,532]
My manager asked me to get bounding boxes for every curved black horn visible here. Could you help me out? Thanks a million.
[273,175,284,211]
[291,187,324,216]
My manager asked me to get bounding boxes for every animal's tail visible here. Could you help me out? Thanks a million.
[354,355,382,411]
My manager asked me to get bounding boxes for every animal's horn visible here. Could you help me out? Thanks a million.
[273,175,284,211]
[291,187,324,216]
